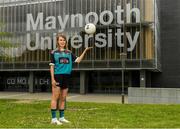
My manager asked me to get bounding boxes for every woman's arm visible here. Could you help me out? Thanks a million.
[75,47,93,63]
[50,65,56,87]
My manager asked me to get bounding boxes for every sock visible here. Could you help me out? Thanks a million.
[51,109,57,119]
[59,109,64,118]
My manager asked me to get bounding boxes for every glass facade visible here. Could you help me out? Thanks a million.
[0,0,160,71]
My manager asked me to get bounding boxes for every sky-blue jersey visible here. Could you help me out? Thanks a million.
[50,49,77,75]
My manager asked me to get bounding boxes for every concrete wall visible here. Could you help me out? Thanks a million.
[152,0,180,88]
[128,87,180,104]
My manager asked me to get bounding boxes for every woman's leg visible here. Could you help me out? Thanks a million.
[51,86,60,109]
[59,88,68,109]
[50,85,62,125]
[59,88,70,123]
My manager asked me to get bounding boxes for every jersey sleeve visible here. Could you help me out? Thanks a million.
[49,51,55,66]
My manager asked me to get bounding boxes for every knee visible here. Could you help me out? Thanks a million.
[52,94,59,100]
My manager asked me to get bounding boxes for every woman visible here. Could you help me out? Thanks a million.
[49,33,92,125]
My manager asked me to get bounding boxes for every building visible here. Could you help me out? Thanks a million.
[0,0,177,94]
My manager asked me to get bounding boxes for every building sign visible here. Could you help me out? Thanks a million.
[26,3,140,51]
[7,77,27,85]
[35,78,50,85]
[6,77,50,85]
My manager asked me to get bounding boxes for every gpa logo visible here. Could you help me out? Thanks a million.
[26,3,140,51]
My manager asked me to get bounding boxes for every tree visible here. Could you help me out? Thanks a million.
[0,22,18,61]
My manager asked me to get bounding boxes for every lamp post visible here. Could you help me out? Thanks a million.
[120,53,127,104]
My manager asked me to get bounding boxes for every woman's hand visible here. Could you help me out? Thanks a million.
[51,79,57,88]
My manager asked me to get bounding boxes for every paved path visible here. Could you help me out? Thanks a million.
[0,92,128,104]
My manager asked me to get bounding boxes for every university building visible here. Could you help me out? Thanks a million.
[0,0,179,94]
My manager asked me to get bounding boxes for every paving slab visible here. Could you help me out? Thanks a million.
[0,92,128,104]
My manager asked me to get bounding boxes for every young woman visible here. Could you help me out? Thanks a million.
[49,33,92,125]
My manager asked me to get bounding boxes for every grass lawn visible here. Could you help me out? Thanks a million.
[0,99,180,128]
